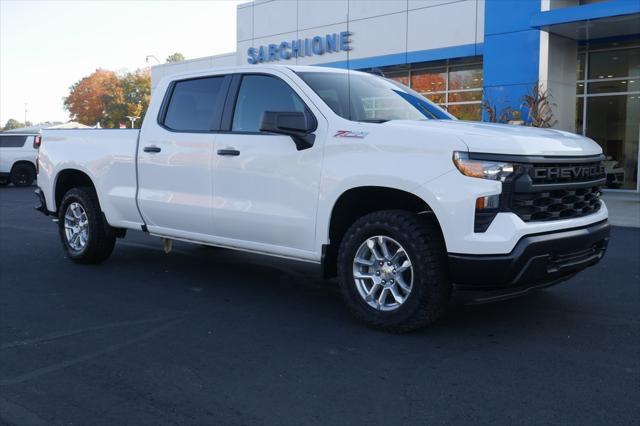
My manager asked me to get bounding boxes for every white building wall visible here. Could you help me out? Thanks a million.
[407,1,480,53]
[298,0,348,29]
[150,53,236,92]
[253,0,297,38]
[349,11,407,61]
[152,0,485,86]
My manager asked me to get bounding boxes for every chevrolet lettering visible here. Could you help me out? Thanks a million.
[533,164,605,180]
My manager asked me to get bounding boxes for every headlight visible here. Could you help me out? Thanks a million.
[452,152,514,182]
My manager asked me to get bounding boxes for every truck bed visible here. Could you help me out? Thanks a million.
[38,129,143,229]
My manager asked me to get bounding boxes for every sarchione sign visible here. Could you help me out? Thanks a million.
[247,31,352,64]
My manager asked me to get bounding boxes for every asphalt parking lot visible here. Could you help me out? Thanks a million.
[1,186,638,425]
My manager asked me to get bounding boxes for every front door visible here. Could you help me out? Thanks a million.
[212,73,326,257]
[137,75,228,237]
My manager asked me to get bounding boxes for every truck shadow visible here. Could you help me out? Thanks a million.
[105,237,586,339]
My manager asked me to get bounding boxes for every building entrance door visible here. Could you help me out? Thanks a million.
[577,42,640,190]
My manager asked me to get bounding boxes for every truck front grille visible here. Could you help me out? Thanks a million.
[510,186,602,222]
[500,155,606,224]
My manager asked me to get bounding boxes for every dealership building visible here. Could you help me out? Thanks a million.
[152,0,640,191]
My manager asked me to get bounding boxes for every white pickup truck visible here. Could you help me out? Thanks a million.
[36,65,609,332]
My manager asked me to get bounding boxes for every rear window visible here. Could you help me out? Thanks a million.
[0,135,28,148]
[162,76,226,131]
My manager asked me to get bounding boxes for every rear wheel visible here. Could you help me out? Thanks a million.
[10,163,35,187]
[337,210,450,333]
[58,187,116,264]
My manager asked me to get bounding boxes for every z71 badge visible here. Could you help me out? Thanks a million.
[334,130,368,139]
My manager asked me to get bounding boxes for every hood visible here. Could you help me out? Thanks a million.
[390,120,603,157]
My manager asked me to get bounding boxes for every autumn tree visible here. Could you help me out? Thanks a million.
[120,68,151,126]
[2,118,25,130]
[64,69,122,127]
[166,52,185,63]
[64,68,151,128]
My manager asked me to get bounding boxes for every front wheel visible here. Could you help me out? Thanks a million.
[337,210,450,333]
[58,187,116,264]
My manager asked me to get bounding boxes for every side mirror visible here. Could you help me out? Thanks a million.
[259,111,316,151]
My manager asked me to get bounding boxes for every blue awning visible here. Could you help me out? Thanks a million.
[531,0,640,41]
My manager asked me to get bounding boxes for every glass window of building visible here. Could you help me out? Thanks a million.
[385,71,409,87]
[375,57,483,121]
[576,41,640,190]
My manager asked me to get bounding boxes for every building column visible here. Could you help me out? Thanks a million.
[539,32,578,132]
[482,0,542,122]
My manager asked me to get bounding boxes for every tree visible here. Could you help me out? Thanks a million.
[64,68,151,128]
[2,118,24,131]
[481,82,557,128]
[522,83,557,128]
[64,69,122,127]
[120,68,151,128]
[481,100,513,124]
[166,52,185,63]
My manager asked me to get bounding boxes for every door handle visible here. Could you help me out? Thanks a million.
[143,146,161,153]
[217,149,240,156]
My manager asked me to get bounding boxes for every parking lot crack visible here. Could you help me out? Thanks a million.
[0,318,182,387]
[0,315,180,350]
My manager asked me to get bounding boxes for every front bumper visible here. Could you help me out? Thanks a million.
[448,220,609,303]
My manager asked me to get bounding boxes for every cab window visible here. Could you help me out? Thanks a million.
[232,75,307,132]
[163,76,226,131]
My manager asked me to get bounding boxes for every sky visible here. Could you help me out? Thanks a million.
[0,0,247,125]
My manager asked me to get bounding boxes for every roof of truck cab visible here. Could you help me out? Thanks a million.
[160,64,368,83]
[284,65,365,74]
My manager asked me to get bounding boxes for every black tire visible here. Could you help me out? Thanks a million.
[58,187,116,264]
[10,163,35,187]
[337,210,451,333]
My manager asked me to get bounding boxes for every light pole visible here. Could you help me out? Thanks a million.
[145,55,161,65]
[24,103,28,125]
[126,115,140,129]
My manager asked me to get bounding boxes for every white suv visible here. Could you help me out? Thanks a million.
[0,132,38,186]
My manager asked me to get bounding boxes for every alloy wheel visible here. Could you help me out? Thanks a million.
[352,235,414,312]
[64,202,89,251]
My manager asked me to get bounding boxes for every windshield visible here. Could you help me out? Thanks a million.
[297,71,453,122]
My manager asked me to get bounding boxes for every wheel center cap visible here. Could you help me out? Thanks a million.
[381,264,394,278]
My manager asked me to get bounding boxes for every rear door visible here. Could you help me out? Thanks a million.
[137,74,230,237]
